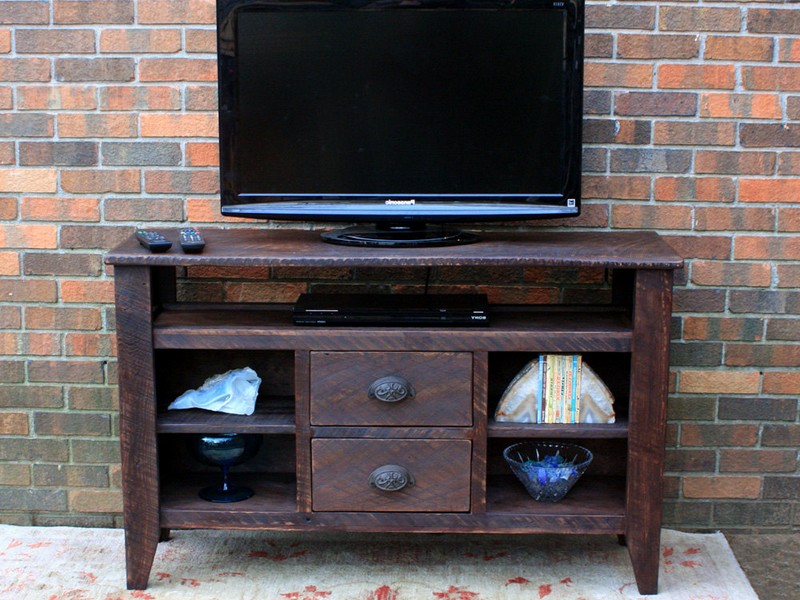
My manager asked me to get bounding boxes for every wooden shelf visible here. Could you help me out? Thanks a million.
[487,419,628,439]
[160,473,624,535]
[157,400,295,434]
[152,304,633,352]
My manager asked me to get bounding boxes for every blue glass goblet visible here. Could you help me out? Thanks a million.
[189,433,262,503]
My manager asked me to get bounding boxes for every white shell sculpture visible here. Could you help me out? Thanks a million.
[495,359,615,424]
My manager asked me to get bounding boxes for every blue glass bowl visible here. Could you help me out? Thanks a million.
[189,433,262,503]
[503,441,593,502]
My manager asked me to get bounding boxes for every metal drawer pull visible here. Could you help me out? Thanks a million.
[368,464,414,492]
[367,375,415,403]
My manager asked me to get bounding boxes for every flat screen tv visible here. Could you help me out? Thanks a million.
[217,0,584,246]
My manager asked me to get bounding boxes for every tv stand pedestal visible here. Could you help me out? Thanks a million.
[107,229,682,594]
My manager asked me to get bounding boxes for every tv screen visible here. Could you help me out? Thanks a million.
[217,0,584,245]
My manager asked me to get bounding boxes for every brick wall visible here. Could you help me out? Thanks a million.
[0,0,798,531]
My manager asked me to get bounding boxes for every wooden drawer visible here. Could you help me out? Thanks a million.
[311,438,472,512]
[310,351,472,426]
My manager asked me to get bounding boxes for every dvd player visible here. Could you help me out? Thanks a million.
[293,293,489,326]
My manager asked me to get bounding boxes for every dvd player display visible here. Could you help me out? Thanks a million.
[293,293,489,326]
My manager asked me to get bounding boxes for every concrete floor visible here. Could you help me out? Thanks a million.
[727,534,800,600]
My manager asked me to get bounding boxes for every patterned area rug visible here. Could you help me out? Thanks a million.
[0,526,757,599]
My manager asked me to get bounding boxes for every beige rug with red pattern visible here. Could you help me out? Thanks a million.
[0,526,756,599]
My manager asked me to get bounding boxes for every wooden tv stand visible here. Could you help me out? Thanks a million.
[106,229,682,594]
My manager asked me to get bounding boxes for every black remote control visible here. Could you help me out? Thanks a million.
[135,230,172,253]
[179,227,205,254]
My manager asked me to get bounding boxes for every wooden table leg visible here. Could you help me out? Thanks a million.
[114,265,161,590]
[626,269,673,595]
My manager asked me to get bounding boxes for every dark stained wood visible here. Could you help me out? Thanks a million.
[113,266,161,590]
[487,419,629,439]
[625,269,674,595]
[310,351,472,426]
[471,351,489,514]
[109,229,680,594]
[311,438,472,512]
[156,400,295,434]
[294,350,312,513]
[152,305,634,352]
[106,229,683,270]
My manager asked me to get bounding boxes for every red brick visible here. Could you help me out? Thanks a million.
[679,371,760,394]
[585,34,613,59]
[617,34,698,59]
[683,476,761,499]
[69,490,122,513]
[726,344,800,368]
[65,333,115,357]
[740,179,800,203]
[659,7,741,32]
[17,29,96,54]
[186,29,216,53]
[659,64,735,90]
[0,88,11,110]
[699,93,782,119]
[185,85,217,111]
[612,205,692,230]
[721,450,797,473]
[186,197,251,223]
[0,224,57,248]
[138,0,215,24]
[748,8,800,35]
[778,152,800,176]
[23,333,61,356]
[58,114,137,138]
[691,261,771,287]
[53,1,133,24]
[743,66,800,92]
[17,86,97,110]
[60,170,140,194]
[780,39,800,63]
[734,236,800,260]
[186,142,219,167]
[741,123,800,148]
[777,264,800,288]
[779,208,800,232]
[694,206,775,231]
[140,113,217,137]
[99,29,181,53]
[144,170,219,194]
[763,372,800,395]
[582,175,650,200]
[99,86,180,111]
[26,306,102,331]
[0,30,9,54]
[28,360,104,384]
[60,280,115,303]
[653,121,735,146]
[0,2,49,25]
[0,169,56,193]
[0,279,57,302]
[0,412,29,435]
[0,252,20,275]
[55,58,134,83]
[139,58,216,82]
[655,177,736,202]
[21,197,100,222]
[706,36,774,62]
[584,63,652,88]
[0,57,50,82]
[696,151,775,175]
[616,91,696,116]
[103,197,183,221]
[683,317,764,342]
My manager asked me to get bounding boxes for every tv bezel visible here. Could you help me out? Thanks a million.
[216,0,584,225]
